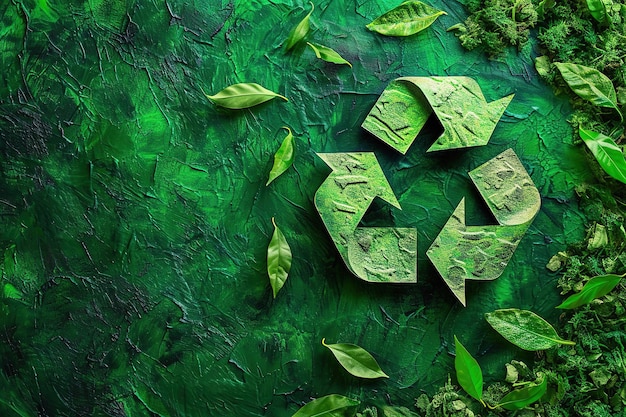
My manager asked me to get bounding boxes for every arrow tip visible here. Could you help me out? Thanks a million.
[427,199,468,306]
[489,93,515,121]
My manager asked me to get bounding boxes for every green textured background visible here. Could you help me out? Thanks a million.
[0,0,593,415]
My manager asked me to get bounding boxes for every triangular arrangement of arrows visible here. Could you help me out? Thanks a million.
[314,76,540,305]
[362,76,514,153]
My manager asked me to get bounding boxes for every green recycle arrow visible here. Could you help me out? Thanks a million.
[362,76,514,153]
[314,153,417,283]
[315,77,538,305]
[427,148,541,306]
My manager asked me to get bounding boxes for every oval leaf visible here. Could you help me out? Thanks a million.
[267,127,295,186]
[586,0,608,23]
[292,394,359,417]
[557,273,624,309]
[204,83,288,109]
[322,338,388,379]
[485,309,575,351]
[454,336,483,403]
[366,1,447,37]
[285,2,314,51]
[267,218,292,298]
[580,127,626,185]
[307,43,352,67]
[554,62,621,118]
[498,374,548,411]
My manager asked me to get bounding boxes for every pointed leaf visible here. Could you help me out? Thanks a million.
[580,127,626,185]
[557,273,624,309]
[285,2,314,51]
[267,127,295,186]
[555,62,622,119]
[322,338,389,379]
[498,374,547,410]
[204,83,288,109]
[307,43,352,67]
[485,309,575,351]
[585,0,608,23]
[454,336,483,402]
[366,1,447,37]
[267,218,292,298]
[292,394,359,417]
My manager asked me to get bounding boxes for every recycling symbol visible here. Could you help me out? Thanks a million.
[314,77,541,306]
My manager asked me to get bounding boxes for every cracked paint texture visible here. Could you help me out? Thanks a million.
[0,0,594,416]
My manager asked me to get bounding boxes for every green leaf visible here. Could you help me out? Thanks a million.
[579,127,626,185]
[306,43,352,67]
[292,394,360,417]
[485,309,575,351]
[534,56,551,79]
[536,0,555,18]
[497,374,548,410]
[554,62,622,120]
[203,83,288,109]
[322,338,389,379]
[366,1,447,37]
[557,273,624,309]
[586,0,608,23]
[267,127,296,186]
[285,2,314,51]
[454,336,484,403]
[3,283,23,299]
[267,218,292,298]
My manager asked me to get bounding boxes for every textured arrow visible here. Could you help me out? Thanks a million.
[427,149,541,306]
[315,153,417,283]
[362,77,514,154]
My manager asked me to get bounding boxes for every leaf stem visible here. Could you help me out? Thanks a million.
[485,401,498,410]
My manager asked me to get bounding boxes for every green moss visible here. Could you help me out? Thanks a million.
[448,0,538,56]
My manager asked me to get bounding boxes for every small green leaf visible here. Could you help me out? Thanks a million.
[292,394,359,417]
[267,127,295,186]
[497,374,548,411]
[534,56,551,79]
[322,338,389,379]
[306,43,352,67]
[586,0,608,23]
[204,83,288,109]
[267,218,292,298]
[366,1,447,37]
[454,336,484,403]
[579,127,626,185]
[485,309,575,351]
[536,0,555,18]
[285,2,314,51]
[3,283,23,299]
[554,62,622,120]
[557,273,624,309]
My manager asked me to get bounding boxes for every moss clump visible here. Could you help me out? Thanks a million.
[415,378,478,416]
[448,0,538,57]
